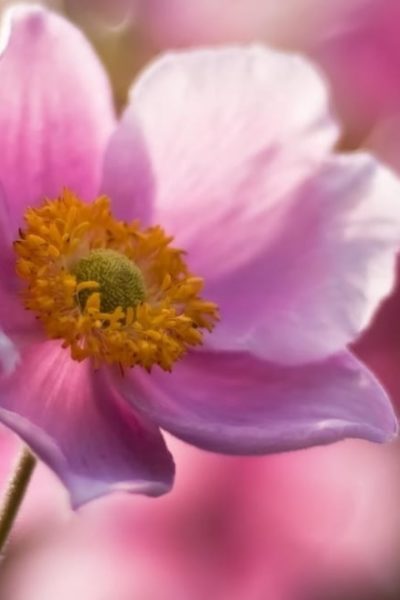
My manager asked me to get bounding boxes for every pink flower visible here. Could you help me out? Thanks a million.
[0,5,399,508]
[3,438,400,600]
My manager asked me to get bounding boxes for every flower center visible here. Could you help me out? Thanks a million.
[74,248,146,312]
[14,190,218,371]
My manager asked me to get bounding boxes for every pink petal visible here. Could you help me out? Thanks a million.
[0,283,39,343]
[0,186,15,286]
[122,46,400,364]
[101,110,155,224]
[206,154,400,363]
[0,341,174,507]
[117,45,338,245]
[0,188,40,342]
[0,5,116,231]
[0,185,12,256]
[115,350,397,454]
[0,331,19,378]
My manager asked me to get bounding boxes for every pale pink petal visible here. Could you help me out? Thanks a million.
[101,112,155,224]
[0,5,116,230]
[115,350,397,454]
[122,46,400,363]
[206,154,400,363]
[0,188,39,340]
[0,186,15,285]
[0,341,174,507]
[135,0,286,46]
[119,45,338,250]
[0,185,12,252]
[0,331,19,378]
[0,284,39,343]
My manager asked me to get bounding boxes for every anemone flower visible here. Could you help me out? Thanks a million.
[0,5,399,508]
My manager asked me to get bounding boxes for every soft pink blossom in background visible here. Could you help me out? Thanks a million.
[137,0,400,142]
[67,0,400,142]
[141,0,400,143]
[302,0,400,143]
[64,0,349,48]
[101,438,400,600]
[2,437,400,600]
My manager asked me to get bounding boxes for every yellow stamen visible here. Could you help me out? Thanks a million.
[14,189,219,371]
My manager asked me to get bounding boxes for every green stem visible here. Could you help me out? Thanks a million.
[0,447,36,555]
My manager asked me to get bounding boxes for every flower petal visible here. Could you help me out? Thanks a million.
[0,331,19,378]
[0,341,174,508]
[101,110,155,224]
[0,278,40,343]
[119,45,338,241]
[206,154,400,363]
[125,47,400,364]
[116,350,397,455]
[0,5,115,230]
[0,185,12,266]
[0,188,40,341]
[119,47,400,363]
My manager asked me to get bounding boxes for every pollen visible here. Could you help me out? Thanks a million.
[14,189,219,371]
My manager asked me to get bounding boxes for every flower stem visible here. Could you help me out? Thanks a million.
[0,447,36,554]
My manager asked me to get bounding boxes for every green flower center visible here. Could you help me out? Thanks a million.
[74,248,146,312]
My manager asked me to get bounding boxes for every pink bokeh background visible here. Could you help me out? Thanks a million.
[1,431,400,599]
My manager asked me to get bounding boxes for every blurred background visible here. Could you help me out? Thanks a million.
[1,0,400,598]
